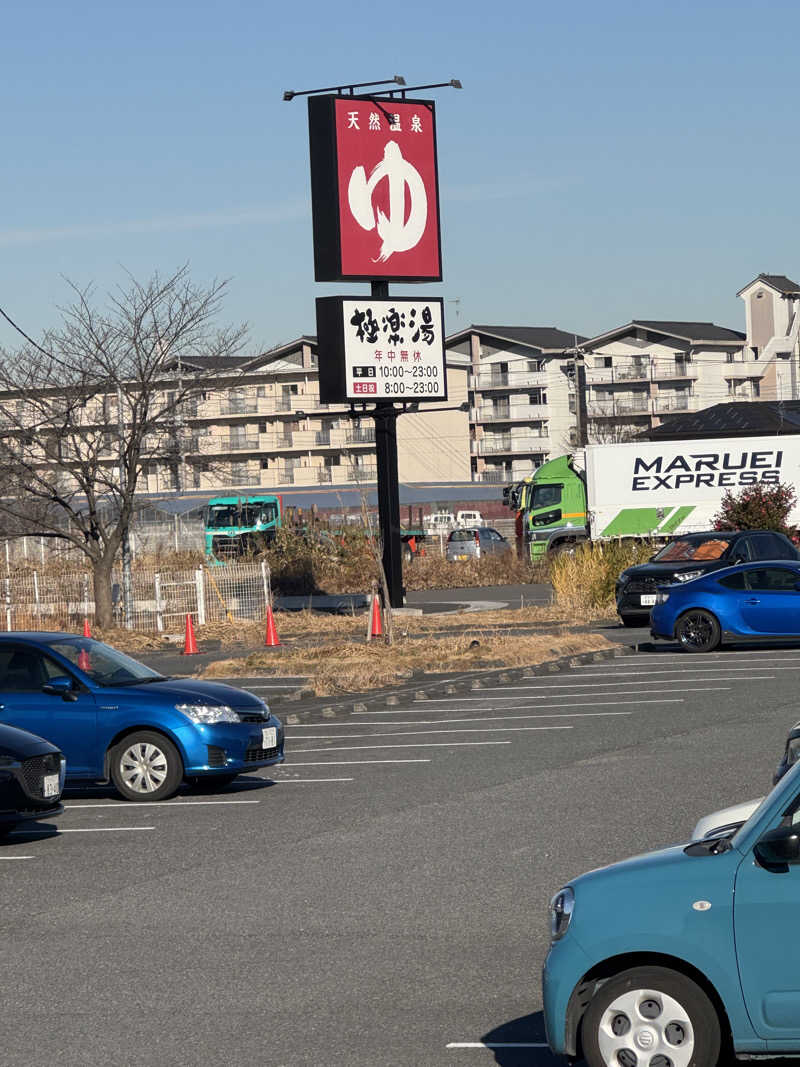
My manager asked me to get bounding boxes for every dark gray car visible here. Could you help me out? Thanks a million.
[446,527,510,562]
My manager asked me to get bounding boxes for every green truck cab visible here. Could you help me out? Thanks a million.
[204,495,282,563]
[511,455,589,561]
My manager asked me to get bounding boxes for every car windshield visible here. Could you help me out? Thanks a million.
[531,484,561,509]
[44,637,164,687]
[732,760,800,850]
[653,537,732,562]
[206,503,277,529]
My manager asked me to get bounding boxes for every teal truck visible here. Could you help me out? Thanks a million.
[204,495,282,562]
[506,435,800,561]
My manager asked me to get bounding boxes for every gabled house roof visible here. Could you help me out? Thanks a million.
[584,320,745,348]
[446,324,586,353]
[737,273,800,297]
[643,400,800,440]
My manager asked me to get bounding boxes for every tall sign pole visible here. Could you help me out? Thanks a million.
[289,77,461,608]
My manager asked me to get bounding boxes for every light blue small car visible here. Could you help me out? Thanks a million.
[543,759,800,1066]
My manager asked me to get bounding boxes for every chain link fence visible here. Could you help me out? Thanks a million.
[0,561,272,633]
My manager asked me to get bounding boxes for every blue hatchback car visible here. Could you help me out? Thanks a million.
[650,560,800,652]
[0,633,284,801]
[543,758,800,1066]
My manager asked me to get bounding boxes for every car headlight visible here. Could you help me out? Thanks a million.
[672,571,697,583]
[655,592,670,605]
[175,704,240,724]
[549,886,574,941]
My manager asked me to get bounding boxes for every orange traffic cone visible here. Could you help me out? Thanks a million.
[77,648,90,671]
[368,593,383,640]
[182,613,199,655]
[83,618,91,638]
[265,605,281,647]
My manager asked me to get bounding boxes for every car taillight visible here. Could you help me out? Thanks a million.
[474,531,480,544]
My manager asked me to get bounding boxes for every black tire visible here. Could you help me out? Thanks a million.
[676,609,721,653]
[109,730,183,802]
[185,773,239,793]
[619,614,645,628]
[582,965,721,1067]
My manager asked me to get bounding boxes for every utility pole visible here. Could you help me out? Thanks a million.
[116,386,134,627]
[572,336,587,447]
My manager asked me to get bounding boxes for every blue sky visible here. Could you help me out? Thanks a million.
[3,0,800,352]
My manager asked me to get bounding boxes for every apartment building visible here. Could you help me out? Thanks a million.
[581,320,746,441]
[445,325,583,483]
[580,273,800,442]
[138,336,470,494]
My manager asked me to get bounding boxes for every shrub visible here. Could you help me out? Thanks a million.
[712,482,797,536]
[550,540,656,615]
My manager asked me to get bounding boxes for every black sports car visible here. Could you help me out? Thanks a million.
[0,722,65,837]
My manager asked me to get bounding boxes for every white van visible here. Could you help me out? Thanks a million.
[456,510,483,528]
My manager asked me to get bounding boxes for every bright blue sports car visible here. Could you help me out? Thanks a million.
[651,560,800,652]
[0,633,284,801]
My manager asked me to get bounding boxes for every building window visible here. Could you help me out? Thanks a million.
[752,379,760,398]
[260,458,270,469]
[527,360,542,373]
[568,395,576,413]
[751,347,759,360]
[257,386,266,397]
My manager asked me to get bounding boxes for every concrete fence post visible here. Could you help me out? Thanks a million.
[195,568,206,626]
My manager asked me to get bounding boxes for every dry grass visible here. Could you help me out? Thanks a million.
[200,624,613,696]
[550,540,656,616]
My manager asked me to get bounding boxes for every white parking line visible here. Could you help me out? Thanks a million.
[411,689,731,705]
[292,725,574,739]
[357,695,712,714]
[476,680,753,692]
[287,759,432,765]
[266,777,354,783]
[446,1042,548,1049]
[546,666,800,678]
[65,800,261,808]
[290,711,632,727]
[292,741,513,753]
[0,855,35,860]
[12,826,155,834]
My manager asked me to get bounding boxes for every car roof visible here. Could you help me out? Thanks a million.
[0,632,89,642]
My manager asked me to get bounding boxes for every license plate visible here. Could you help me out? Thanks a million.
[42,773,60,798]
[262,727,277,749]
[454,554,468,561]
[640,594,657,606]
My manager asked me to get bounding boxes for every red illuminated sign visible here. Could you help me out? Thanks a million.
[308,95,442,282]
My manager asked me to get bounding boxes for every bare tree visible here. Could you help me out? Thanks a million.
[0,266,247,626]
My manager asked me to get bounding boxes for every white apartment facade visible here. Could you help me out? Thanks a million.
[142,337,471,493]
[445,325,582,483]
[581,273,800,442]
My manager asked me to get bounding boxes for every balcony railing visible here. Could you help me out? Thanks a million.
[471,370,548,391]
[278,468,295,484]
[478,405,511,421]
[317,468,333,483]
[347,465,377,481]
[315,431,332,446]
[346,429,376,445]
[587,362,699,384]
[652,394,696,414]
[220,400,258,415]
[229,471,261,486]
[474,469,510,484]
[587,399,650,418]
[225,436,259,451]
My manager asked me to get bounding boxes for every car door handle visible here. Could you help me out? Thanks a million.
[745,597,760,604]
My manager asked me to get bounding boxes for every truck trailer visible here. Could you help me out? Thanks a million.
[506,435,800,561]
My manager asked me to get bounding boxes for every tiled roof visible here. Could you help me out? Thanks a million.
[644,401,800,440]
[448,325,586,351]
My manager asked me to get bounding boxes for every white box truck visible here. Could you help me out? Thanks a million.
[506,435,800,559]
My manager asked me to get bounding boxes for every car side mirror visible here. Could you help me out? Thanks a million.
[42,676,77,701]
[755,825,800,870]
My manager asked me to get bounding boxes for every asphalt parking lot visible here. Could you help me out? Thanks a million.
[3,638,800,1065]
